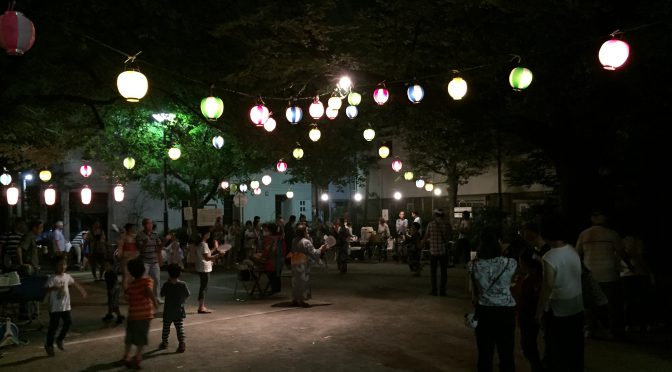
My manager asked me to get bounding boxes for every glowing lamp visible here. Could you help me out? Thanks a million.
[262,175,272,186]
[81,186,92,205]
[212,135,224,149]
[250,180,260,190]
[345,105,358,119]
[44,187,56,206]
[393,192,402,200]
[249,104,270,126]
[424,183,434,192]
[354,193,363,202]
[117,70,148,102]
[276,159,288,173]
[309,97,324,120]
[114,184,125,202]
[200,96,224,121]
[80,164,93,178]
[448,77,468,100]
[309,126,321,142]
[220,181,229,190]
[253,188,262,196]
[293,147,304,160]
[373,87,389,105]
[0,11,35,55]
[263,117,277,132]
[7,185,19,205]
[415,179,425,188]
[406,84,424,103]
[168,147,181,160]
[363,128,376,141]
[321,193,329,202]
[403,171,414,181]
[433,187,442,196]
[326,107,338,120]
[599,39,630,70]
[338,76,352,91]
[39,170,52,182]
[230,184,238,193]
[123,157,136,170]
[509,67,533,91]
[391,158,403,173]
[378,145,390,159]
[0,173,11,185]
[328,96,342,110]
[286,190,294,199]
[239,183,248,192]
[347,92,362,106]
[286,106,303,124]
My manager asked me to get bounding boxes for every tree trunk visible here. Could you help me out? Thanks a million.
[446,173,460,227]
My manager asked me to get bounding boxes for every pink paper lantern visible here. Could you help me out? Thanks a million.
[276,159,288,173]
[392,158,403,172]
[80,164,93,178]
[0,11,35,56]
[598,39,630,70]
[373,87,389,105]
[249,104,270,126]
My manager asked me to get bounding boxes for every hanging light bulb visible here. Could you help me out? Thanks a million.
[253,188,262,196]
[327,96,342,110]
[81,186,92,205]
[338,76,353,92]
[353,192,363,202]
[309,125,321,142]
[117,68,148,102]
[309,97,325,119]
[168,147,181,160]
[378,145,390,159]
[509,67,533,91]
[347,92,362,106]
[286,190,294,199]
[393,191,402,200]
[0,172,11,186]
[433,187,442,196]
[406,84,424,103]
[326,107,338,120]
[220,181,229,190]
[392,158,403,172]
[424,183,434,192]
[239,183,248,192]
[123,157,136,170]
[363,127,376,141]
[249,104,270,126]
[448,77,468,100]
[345,105,358,119]
[292,146,304,160]
[80,164,93,178]
[113,184,125,202]
[250,180,260,190]
[6,185,19,205]
[263,117,277,132]
[39,170,52,182]
[286,105,303,125]
[404,171,414,180]
[262,175,272,186]
[599,38,630,70]
[212,135,225,149]
[200,96,224,121]
[415,179,425,188]
[276,159,288,173]
[44,186,56,206]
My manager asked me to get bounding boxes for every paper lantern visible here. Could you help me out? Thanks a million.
[220,181,229,190]
[327,96,342,110]
[404,171,414,180]
[230,184,238,193]
[113,184,125,202]
[263,117,277,132]
[378,145,390,159]
[326,107,338,120]
[424,183,434,192]
[212,135,225,149]
[123,157,136,170]
[309,126,322,142]
[599,39,630,70]
[117,70,148,102]
[168,147,181,160]
[373,87,389,105]
[250,180,260,190]
[80,164,93,178]
[39,170,52,182]
[0,11,35,56]
[253,188,262,196]
[354,193,363,202]
[276,159,288,173]
[433,187,442,196]
[393,192,402,200]
[321,193,329,201]
[363,128,376,141]
[286,190,294,199]
[448,77,468,100]
[286,106,303,124]
[250,104,270,126]
[347,92,362,106]
[293,146,304,160]
[200,96,224,121]
[415,179,425,188]
[0,172,11,185]
[239,183,248,192]
[6,185,19,205]
[406,84,424,103]
[509,67,533,91]
[81,186,92,205]
[262,175,272,186]
[309,97,324,120]
[44,187,56,206]
[392,158,403,172]
[338,76,352,91]
[345,105,358,119]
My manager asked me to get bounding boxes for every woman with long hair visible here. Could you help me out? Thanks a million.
[289,224,327,307]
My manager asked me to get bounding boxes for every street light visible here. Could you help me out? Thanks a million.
[154,112,176,234]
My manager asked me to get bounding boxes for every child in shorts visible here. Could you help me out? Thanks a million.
[102,259,125,324]
[159,264,190,353]
[123,258,158,369]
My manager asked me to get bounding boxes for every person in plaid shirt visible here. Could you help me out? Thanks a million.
[423,209,452,296]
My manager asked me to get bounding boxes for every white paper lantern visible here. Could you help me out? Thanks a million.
[0,173,11,186]
[6,185,19,205]
[44,187,56,206]
[378,145,390,159]
[286,190,294,199]
[81,186,92,205]
[39,170,52,182]
[393,191,402,200]
[262,175,272,186]
[448,77,468,100]
[309,97,324,119]
[212,135,225,149]
[326,107,338,120]
[263,117,277,132]
[363,128,375,141]
[253,188,262,196]
[250,180,260,190]
[220,181,229,190]
[123,157,136,170]
[113,184,125,202]
[168,147,181,160]
[354,192,363,202]
[424,183,434,192]
[433,187,442,196]
[415,179,425,188]
[328,96,342,110]
[309,126,322,142]
[117,70,148,102]
[320,193,329,201]
[239,183,248,192]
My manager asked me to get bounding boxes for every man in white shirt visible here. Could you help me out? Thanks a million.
[52,221,67,258]
[395,211,408,237]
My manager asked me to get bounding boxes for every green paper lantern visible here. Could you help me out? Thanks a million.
[347,92,362,106]
[200,96,224,121]
[509,67,533,91]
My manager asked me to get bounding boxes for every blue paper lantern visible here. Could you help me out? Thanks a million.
[407,84,424,103]
[285,106,303,125]
[345,105,358,119]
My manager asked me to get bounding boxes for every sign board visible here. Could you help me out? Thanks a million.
[183,207,193,221]
[233,193,248,208]
[454,206,472,219]
[197,208,222,227]
[382,209,389,221]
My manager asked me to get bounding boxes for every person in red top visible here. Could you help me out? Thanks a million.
[514,247,544,372]
[122,258,158,369]
[260,223,284,294]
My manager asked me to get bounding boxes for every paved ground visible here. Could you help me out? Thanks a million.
[1,260,671,371]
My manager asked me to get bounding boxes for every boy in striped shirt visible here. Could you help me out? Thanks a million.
[122,258,158,369]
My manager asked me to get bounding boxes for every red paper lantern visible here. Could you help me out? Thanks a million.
[276,159,288,173]
[80,164,93,178]
[0,11,35,56]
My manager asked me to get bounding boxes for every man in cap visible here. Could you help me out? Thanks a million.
[423,209,452,296]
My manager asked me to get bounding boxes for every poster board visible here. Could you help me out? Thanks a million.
[382,209,389,221]
[183,207,193,221]
[197,208,222,227]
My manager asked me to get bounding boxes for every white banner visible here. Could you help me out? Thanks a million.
[197,208,222,227]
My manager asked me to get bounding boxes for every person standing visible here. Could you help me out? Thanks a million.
[1,218,26,272]
[289,224,327,307]
[196,231,221,314]
[284,215,296,248]
[86,221,106,281]
[423,209,452,296]
[122,258,158,369]
[377,218,391,261]
[159,264,190,353]
[135,218,163,304]
[118,223,138,290]
[19,220,43,274]
[412,211,422,232]
[52,221,68,259]
[456,211,473,265]
[336,217,352,274]
[406,222,423,276]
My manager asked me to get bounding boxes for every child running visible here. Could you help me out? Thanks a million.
[159,264,190,353]
[102,259,125,324]
[123,258,159,369]
[44,256,87,356]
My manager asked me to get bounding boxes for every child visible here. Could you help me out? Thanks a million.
[159,264,190,352]
[123,258,159,369]
[44,256,87,356]
[102,259,125,324]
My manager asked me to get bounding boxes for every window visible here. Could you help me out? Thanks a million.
[299,200,306,213]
